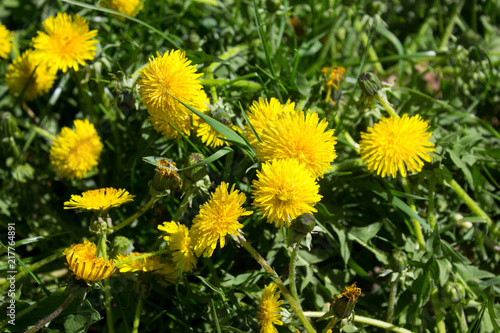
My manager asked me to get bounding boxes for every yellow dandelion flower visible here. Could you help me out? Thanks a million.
[49,119,103,180]
[243,97,295,146]
[191,182,252,257]
[256,110,337,178]
[331,282,361,319]
[252,159,322,228]
[158,221,197,273]
[101,0,143,19]
[257,284,283,333]
[32,13,98,73]
[0,24,13,59]
[359,114,435,178]
[63,240,115,283]
[64,187,134,211]
[5,50,57,101]
[138,50,209,139]
[321,66,345,103]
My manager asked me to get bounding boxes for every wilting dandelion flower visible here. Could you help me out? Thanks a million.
[0,24,13,59]
[256,110,337,178]
[138,50,209,139]
[321,66,345,103]
[64,188,134,211]
[243,97,296,146]
[257,284,283,333]
[5,50,57,100]
[252,159,322,228]
[331,282,362,319]
[63,240,115,283]
[32,13,98,73]
[359,114,435,178]
[101,0,143,18]
[158,221,197,273]
[49,119,103,180]
[190,182,252,257]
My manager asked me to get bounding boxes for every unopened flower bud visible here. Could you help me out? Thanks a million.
[149,159,183,196]
[331,282,361,319]
[389,250,407,273]
[1,112,17,138]
[184,153,206,181]
[289,214,315,244]
[443,282,466,304]
[113,236,134,256]
[358,72,382,97]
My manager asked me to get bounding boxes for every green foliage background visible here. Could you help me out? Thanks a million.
[0,0,499,332]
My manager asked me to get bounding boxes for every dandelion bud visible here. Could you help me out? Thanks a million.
[358,72,382,97]
[1,112,17,138]
[443,282,466,304]
[112,236,134,256]
[389,250,407,273]
[184,153,206,181]
[289,214,315,244]
[149,159,183,196]
[266,0,281,13]
[331,282,361,319]
[117,88,136,112]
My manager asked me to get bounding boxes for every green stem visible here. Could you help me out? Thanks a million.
[439,0,466,49]
[24,292,76,333]
[114,196,156,232]
[104,279,115,333]
[321,317,340,333]
[304,312,412,333]
[375,92,399,118]
[328,158,363,173]
[386,273,401,332]
[289,241,302,303]
[430,288,447,333]
[236,234,316,333]
[455,305,468,333]
[428,179,437,230]
[402,178,426,249]
[132,295,142,333]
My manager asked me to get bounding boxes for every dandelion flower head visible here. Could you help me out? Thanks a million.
[190,182,252,257]
[322,66,345,103]
[5,50,57,101]
[101,0,143,19]
[359,114,435,178]
[158,221,197,273]
[252,159,322,228]
[138,50,209,139]
[63,240,115,283]
[64,188,134,211]
[49,119,103,180]
[32,13,98,73]
[243,97,295,146]
[257,283,283,333]
[0,24,13,59]
[256,110,337,178]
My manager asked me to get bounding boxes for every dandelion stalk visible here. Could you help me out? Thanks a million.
[24,292,76,333]
[386,273,401,332]
[430,288,447,333]
[132,296,142,333]
[289,241,302,304]
[402,178,426,249]
[114,196,156,232]
[428,179,437,230]
[304,312,412,333]
[235,234,316,333]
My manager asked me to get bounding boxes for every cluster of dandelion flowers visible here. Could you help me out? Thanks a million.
[32,13,98,73]
[49,119,103,180]
[257,284,283,333]
[5,50,57,101]
[158,221,197,273]
[63,240,115,283]
[100,0,143,19]
[252,159,322,228]
[64,187,134,211]
[243,97,295,146]
[256,110,337,178]
[359,114,435,178]
[190,182,252,257]
[138,50,209,139]
[0,24,13,59]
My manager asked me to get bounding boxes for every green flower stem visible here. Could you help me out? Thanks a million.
[375,93,399,118]
[25,292,76,333]
[428,179,437,230]
[5,137,20,159]
[132,295,142,333]
[303,312,412,333]
[328,158,363,173]
[104,279,115,333]
[289,241,302,304]
[114,196,156,232]
[386,273,401,332]
[445,176,496,236]
[401,178,426,249]
[18,121,57,141]
[321,317,340,333]
[236,234,316,333]
[430,288,447,333]
[455,304,468,333]
[439,0,466,49]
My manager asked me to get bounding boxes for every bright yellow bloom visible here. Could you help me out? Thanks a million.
[0,24,13,59]
[64,188,134,211]
[256,110,337,178]
[158,221,197,273]
[321,66,345,103]
[359,114,435,178]
[138,50,209,139]
[191,182,252,257]
[63,240,115,283]
[101,0,143,19]
[252,159,322,228]
[5,50,57,101]
[49,119,103,180]
[243,97,295,146]
[257,284,283,333]
[32,13,98,73]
